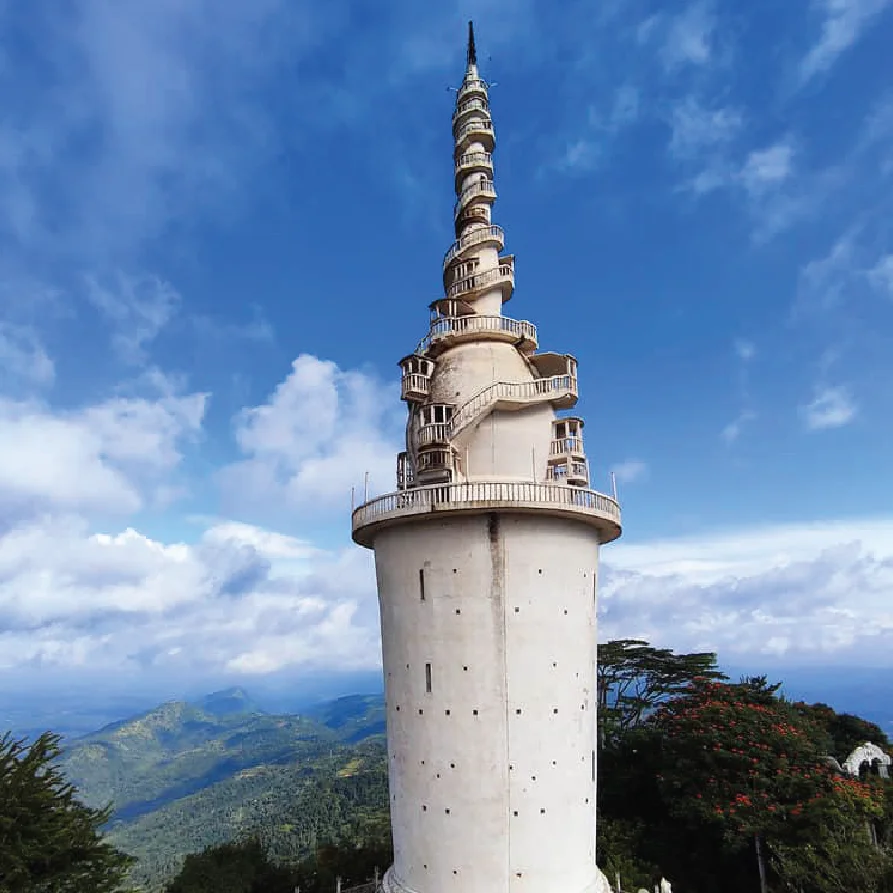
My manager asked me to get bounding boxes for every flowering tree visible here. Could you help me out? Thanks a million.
[652,678,887,893]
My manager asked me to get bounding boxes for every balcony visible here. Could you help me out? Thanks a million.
[401,372,430,402]
[416,314,537,356]
[415,448,459,485]
[452,97,489,128]
[443,224,504,271]
[457,77,488,104]
[417,423,451,448]
[454,151,493,189]
[352,481,621,548]
[454,118,495,154]
[446,262,514,303]
[546,459,590,487]
[549,436,585,458]
[455,204,490,236]
[396,452,414,490]
[454,179,496,220]
[399,354,434,403]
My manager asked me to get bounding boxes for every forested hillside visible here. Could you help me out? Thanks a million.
[8,650,892,892]
[57,689,389,891]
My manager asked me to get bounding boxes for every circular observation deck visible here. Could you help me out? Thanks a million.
[443,224,504,273]
[454,118,495,155]
[351,481,621,548]
[416,314,537,357]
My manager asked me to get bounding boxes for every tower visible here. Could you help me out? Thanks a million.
[352,22,620,893]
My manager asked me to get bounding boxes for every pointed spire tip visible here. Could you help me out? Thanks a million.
[467,20,477,67]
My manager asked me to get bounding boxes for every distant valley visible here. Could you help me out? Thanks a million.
[57,688,389,891]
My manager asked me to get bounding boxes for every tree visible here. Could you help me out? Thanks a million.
[652,678,888,893]
[792,701,891,761]
[164,838,296,893]
[596,640,726,747]
[0,731,134,892]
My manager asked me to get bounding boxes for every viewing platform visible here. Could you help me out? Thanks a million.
[452,96,490,128]
[446,261,514,302]
[352,481,621,548]
[454,118,495,154]
[454,179,497,220]
[416,313,537,356]
[457,76,488,104]
[443,224,504,272]
[454,151,493,189]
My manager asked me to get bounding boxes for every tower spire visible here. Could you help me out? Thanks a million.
[467,20,477,67]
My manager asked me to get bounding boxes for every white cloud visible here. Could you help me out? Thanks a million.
[0,391,206,518]
[220,355,402,513]
[599,517,893,663]
[611,459,649,484]
[734,339,756,362]
[796,231,860,312]
[8,507,893,680]
[667,98,743,159]
[85,272,180,363]
[0,323,54,387]
[796,231,893,313]
[657,3,717,70]
[721,409,756,443]
[868,254,893,297]
[801,0,893,84]
[739,142,795,195]
[0,0,331,265]
[801,385,857,430]
[0,516,380,676]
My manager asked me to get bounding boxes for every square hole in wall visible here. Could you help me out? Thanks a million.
[473,709,479,715]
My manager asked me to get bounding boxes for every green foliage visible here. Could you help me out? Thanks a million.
[164,839,295,893]
[792,700,891,762]
[0,731,134,893]
[162,835,394,893]
[61,701,344,819]
[596,639,726,746]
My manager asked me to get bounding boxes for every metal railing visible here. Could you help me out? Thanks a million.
[454,118,494,146]
[446,263,513,301]
[547,460,589,482]
[454,150,493,178]
[448,376,577,440]
[550,436,585,456]
[457,77,488,102]
[443,224,504,269]
[417,423,451,447]
[352,480,621,533]
[416,314,536,354]
[400,372,431,401]
[452,97,489,124]
[454,179,496,219]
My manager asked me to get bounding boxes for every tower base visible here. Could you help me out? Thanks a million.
[381,865,614,893]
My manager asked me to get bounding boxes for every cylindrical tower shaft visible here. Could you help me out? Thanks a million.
[355,21,619,893]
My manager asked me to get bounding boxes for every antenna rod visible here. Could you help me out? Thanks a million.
[467,20,477,66]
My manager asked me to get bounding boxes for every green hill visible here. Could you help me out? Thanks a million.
[59,690,388,891]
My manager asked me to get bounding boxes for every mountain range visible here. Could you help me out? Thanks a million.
[58,688,389,891]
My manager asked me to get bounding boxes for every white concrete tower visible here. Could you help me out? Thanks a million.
[352,22,620,893]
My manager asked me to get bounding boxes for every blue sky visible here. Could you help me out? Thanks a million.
[1,0,893,704]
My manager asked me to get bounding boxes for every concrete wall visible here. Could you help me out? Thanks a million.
[374,511,601,893]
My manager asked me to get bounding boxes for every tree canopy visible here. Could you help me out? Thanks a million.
[0,731,134,893]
